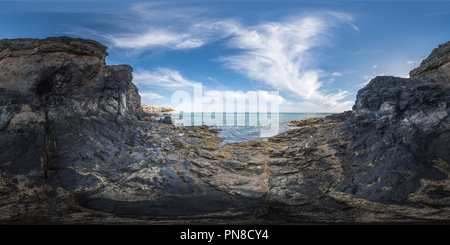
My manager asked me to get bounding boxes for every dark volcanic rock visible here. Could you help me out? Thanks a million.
[332,49,450,204]
[0,37,145,188]
[2,36,450,224]
[0,36,108,61]
[0,36,270,223]
[410,40,450,77]
[159,115,173,124]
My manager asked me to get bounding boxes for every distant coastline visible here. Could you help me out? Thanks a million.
[145,111,183,114]
[141,105,181,114]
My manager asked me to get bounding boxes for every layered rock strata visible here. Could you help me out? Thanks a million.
[1,37,450,224]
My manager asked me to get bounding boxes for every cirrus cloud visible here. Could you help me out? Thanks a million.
[67,3,357,112]
[133,67,196,89]
[217,14,354,110]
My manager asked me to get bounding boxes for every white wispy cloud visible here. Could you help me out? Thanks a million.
[138,92,165,106]
[133,67,196,89]
[207,77,218,83]
[110,19,239,51]
[331,12,359,31]
[111,11,356,110]
[217,14,354,110]
[111,29,192,49]
[66,3,357,112]
[139,92,164,100]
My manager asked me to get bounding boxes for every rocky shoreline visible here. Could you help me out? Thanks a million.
[1,37,450,224]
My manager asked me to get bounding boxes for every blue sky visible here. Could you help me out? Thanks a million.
[1,0,450,112]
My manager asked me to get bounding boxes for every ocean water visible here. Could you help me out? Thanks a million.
[156,112,332,143]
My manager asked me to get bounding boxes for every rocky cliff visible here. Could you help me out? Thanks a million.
[1,37,450,224]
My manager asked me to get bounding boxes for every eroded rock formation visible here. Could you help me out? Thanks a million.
[1,37,450,224]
